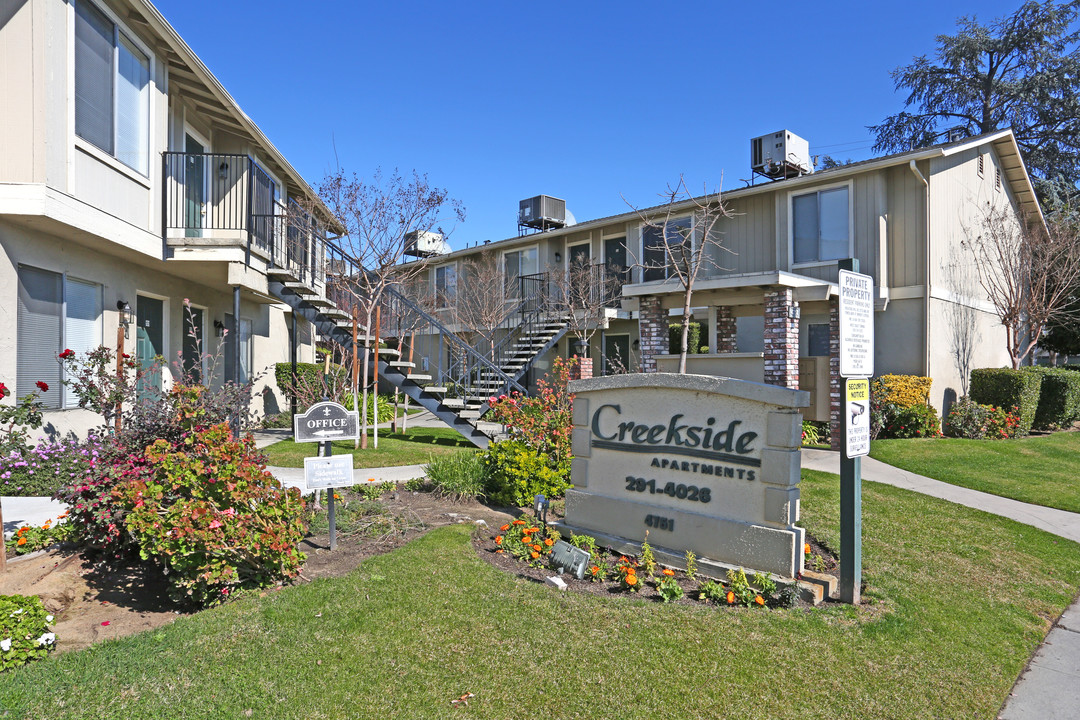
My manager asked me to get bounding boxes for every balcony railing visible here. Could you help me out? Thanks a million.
[162,152,325,285]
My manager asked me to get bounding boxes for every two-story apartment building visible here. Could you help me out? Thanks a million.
[1,0,334,437]
[409,129,1041,441]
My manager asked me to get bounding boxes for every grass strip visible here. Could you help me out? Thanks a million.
[262,427,473,469]
[871,432,1080,513]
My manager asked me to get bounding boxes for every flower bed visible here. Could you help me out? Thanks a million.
[476,515,837,609]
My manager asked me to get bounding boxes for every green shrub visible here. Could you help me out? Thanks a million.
[668,322,701,355]
[112,423,308,607]
[424,451,485,500]
[874,374,933,408]
[342,392,393,423]
[970,368,1043,436]
[944,398,1021,439]
[1026,367,1080,430]
[481,440,571,507]
[0,595,56,672]
[883,404,941,439]
[274,362,346,402]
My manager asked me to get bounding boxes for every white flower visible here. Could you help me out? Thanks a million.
[36,632,55,646]
[0,638,10,651]
[45,615,54,624]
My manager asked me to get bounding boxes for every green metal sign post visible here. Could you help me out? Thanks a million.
[837,258,873,604]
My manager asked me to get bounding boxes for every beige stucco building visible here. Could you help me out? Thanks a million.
[406,129,1040,441]
[1,0,329,438]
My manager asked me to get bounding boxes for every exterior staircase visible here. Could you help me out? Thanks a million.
[266,242,569,449]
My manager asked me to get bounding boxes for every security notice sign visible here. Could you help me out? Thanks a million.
[845,378,870,458]
[838,269,874,378]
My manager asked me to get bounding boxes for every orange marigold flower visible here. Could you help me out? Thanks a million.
[532,544,542,552]
[754,595,765,606]
[496,549,504,554]
[530,551,539,559]
[521,535,531,544]
[544,538,554,547]
[626,574,638,586]
[726,591,735,604]
[495,536,503,545]
[512,520,526,525]
[500,524,510,532]
[17,538,26,546]
[662,568,675,577]
[527,527,540,534]
[589,565,599,574]
[804,543,811,555]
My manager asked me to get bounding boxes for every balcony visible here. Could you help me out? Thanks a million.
[162,152,325,288]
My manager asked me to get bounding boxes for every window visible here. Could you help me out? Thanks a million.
[642,217,691,282]
[807,323,830,357]
[792,185,850,264]
[16,266,102,408]
[435,264,457,308]
[503,247,538,296]
[75,0,150,175]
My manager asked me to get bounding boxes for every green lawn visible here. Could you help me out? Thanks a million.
[871,432,1080,513]
[262,427,474,468]
[2,470,1078,719]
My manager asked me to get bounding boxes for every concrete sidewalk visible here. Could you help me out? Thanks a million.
[801,448,1080,719]
[2,497,68,537]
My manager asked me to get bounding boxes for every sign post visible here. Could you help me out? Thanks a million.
[294,401,361,551]
[838,259,873,604]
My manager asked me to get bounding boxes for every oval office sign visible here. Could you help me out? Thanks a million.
[293,401,361,443]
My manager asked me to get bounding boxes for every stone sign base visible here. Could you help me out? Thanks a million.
[558,490,803,579]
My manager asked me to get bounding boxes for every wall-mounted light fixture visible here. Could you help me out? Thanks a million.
[788,305,801,321]
[554,251,562,263]
[632,338,640,351]
[116,300,132,339]
[214,320,226,337]
[218,161,229,179]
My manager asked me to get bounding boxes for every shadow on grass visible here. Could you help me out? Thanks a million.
[375,430,473,448]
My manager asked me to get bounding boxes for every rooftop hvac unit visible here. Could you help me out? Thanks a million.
[750,130,812,179]
[404,230,451,258]
[518,195,567,231]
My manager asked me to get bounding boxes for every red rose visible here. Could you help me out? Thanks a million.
[36,381,49,392]
[0,381,8,397]
[122,353,131,359]
[58,349,75,359]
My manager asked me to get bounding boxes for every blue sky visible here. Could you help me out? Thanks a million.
[155,0,1025,250]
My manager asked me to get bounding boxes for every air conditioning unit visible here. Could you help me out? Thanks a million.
[518,195,567,231]
[404,230,451,258]
[750,130,813,179]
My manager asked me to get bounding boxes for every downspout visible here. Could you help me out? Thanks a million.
[909,160,931,376]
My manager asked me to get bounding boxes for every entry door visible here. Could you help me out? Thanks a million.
[136,296,164,402]
[568,243,592,302]
[184,132,207,237]
[603,333,631,375]
[604,237,629,284]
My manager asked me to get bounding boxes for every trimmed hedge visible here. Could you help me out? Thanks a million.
[969,368,1043,436]
[1026,367,1080,430]
[668,322,702,355]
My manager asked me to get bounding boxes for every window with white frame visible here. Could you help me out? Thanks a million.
[435,264,457,308]
[75,0,151,175]
[503,247,538,296]
[16,266,103,408]
[792,185,850,264]
[642,216,691,282]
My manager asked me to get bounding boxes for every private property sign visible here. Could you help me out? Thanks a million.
[838,269,874,378]
[559,374,810,578]
[293,401,360,443]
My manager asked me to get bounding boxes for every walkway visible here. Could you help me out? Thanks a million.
[801,448,1080,719]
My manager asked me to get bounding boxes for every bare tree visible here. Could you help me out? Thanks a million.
[963,206,1080,369]
[454,250,508,362]
[941,245,982,395]
[306,168,464,445]
[546,256,623,362]
[626,176,735,373]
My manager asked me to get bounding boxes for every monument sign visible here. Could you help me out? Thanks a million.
[558,374,809,578]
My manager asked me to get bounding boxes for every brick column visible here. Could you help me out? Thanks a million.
[829,297,842,450]
[764,289,799,389]
[716,306,738,353]
[569,357,593,381]
[637,295,668,373]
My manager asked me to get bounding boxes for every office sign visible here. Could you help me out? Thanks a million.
[293,401,360,443]
[838,269,874,378]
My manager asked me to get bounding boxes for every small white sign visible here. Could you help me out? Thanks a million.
[838,269,874,378]
[303,455,355,490]
[846,378,870,458]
